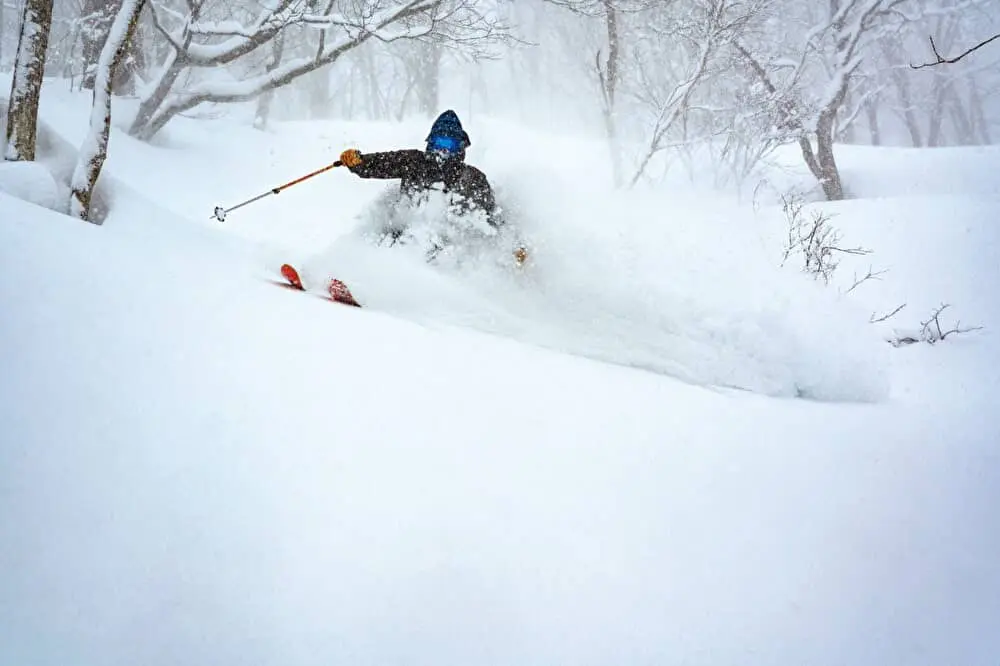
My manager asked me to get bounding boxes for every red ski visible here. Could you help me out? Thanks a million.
[274,264,361,307]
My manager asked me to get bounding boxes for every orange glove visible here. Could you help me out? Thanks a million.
[513,246,528,267]
[340,149,362,168]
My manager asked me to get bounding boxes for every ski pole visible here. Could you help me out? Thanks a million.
[211,160,343,222]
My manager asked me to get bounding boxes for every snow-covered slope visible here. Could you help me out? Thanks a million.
[2,83,999,665]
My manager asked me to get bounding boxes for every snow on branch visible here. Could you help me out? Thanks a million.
[153,0,304,65]
[70,0,146,222]
[132,0,502,140]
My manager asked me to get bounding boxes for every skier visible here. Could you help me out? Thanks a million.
[338,110,526,265]
[339,109,495,218]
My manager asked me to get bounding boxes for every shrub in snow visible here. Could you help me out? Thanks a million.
[774,195,983,350]
[889,304,983,347]
[779,193,871,285]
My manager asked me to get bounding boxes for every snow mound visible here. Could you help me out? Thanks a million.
[0,160,63,211]
[0,97,113,220]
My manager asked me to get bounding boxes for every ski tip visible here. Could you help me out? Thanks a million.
[280,263,304,290]
[328,278,361,307]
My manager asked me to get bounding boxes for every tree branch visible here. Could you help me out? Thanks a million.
[911,32,1000,69]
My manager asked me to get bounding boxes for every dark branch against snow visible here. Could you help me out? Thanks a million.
[911,32,1000,69]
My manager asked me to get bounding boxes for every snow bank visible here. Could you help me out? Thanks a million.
[0,160,62,210]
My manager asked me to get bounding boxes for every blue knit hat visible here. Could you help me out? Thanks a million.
[426,110,471,147]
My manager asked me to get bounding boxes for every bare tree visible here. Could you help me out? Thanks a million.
[545,0,652,186]
[4,0,52,161]
[736,0,909,201]
[69,0,145,222]
[627,0,759,187]
[127,0,505,141]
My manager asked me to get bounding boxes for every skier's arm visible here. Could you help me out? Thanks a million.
[340,149,425,180]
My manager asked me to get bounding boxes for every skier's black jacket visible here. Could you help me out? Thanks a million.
[348,149,497,219]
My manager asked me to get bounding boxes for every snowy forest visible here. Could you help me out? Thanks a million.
[2,0,998,216]
[3,3,1000,663]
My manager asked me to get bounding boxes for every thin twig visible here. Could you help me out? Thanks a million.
[911,32,1000,69]
[845,265,887,294]
[870,303,906,323]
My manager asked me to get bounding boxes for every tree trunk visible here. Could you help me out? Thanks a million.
[968,76,991,144]
[814,108,845,200]
[127,3,198,139]
[361,46,384,119]
[797,135,822,180]
[891,67,922,147]
[948,91,973,145]
[926,71,948,147]
[600,0,622,187]
[69,0,145,222]
[864,93,881,145]
[62,19,82,81]
[414,42,440,117]
[306,67,332,118]
[254,31,285,130]
[839,89,857,144]
[128,51,185,139]
[4,0,53,162]
[79,0,144,95]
